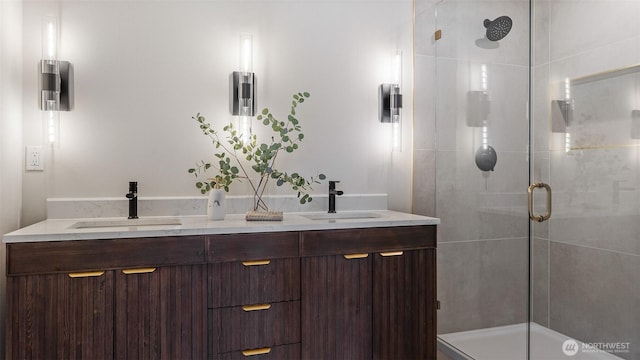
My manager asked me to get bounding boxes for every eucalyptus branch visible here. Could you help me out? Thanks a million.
[188,92,325,209]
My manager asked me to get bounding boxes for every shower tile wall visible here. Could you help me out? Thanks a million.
[413,0,530,334]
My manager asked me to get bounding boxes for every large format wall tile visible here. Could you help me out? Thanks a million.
[531,238,549,327]
[414,55,437,151]
[438,238,529,334]
[549,1,640,62]
[549,242,640,360]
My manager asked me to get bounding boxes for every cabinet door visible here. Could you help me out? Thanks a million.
[301,254,372,359]
[115,265,207,360]
[6,271,114,360]
[373,249,437,360]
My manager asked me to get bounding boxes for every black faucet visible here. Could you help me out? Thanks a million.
[328,181,344,213]
[125,181,138,219]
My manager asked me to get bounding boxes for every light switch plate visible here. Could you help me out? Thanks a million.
[26,146,44,171]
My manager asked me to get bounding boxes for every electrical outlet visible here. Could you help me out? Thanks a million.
[26,146,44,171]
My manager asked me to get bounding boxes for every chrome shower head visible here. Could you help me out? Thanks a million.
[483,16,512,41]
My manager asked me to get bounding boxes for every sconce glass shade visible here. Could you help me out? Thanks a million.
[240,34,253,73]
[42,16,57,61]
[44,110,60,145]
[230,34,256,120]
[378,50,403,152]
[39,16,73,146]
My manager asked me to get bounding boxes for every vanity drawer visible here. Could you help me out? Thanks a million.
[207,232,299,262]
[7,236,206,275]
[213,343,300,360]
[208,301,300,355]
[300,226,436,257]
[208,258,300,308]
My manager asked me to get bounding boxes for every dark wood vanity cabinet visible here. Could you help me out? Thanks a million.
[6,225,436,360]
[207,232,301,359]
[300,226,437,360]
[6,236,208,360]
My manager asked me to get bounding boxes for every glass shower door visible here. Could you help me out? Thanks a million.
[432,0,532,359]
[529,0,640,356]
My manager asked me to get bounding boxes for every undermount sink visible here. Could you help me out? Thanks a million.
[69,217,182,229]
[301,212,382,220]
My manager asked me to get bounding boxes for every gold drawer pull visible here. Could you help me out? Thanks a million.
[379,251,404,257]
[242,260,270,266]
[343,253,369,260]
[68,271,105,278]
[242,347,271,356]
[242,304,272,312]
[122,267,156,275]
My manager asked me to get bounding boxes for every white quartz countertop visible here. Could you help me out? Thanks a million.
[3,210,440,243]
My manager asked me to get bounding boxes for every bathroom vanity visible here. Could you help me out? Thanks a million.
[3,211,438,360]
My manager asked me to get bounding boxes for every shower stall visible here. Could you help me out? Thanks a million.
[413,0,640,359]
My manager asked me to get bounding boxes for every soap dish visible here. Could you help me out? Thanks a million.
[245,211,284,221]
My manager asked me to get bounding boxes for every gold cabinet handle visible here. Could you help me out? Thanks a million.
[242,260,270,266]
[343,253,369,260]
[242,347,271,356]
[122,267,156,275]
[379,251,404,257]
[242,304,272,312]
[68,271,105,278]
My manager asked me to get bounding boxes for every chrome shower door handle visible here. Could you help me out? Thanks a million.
[528,182,552,222]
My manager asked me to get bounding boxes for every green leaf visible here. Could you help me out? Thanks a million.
[188,168,195,173]
[298,133,304,140]
[263,119,269,125]
[293,94,300,100]
[231,166,239,174]
[196,182,203,189]
[303,92,310,97]
[319,174,326,180]
[286,146,294,153]
[262,108,269,115]
[276,179,284,186]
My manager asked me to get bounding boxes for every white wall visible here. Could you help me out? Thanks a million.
[21,0,414,225]
[1,0,24,354]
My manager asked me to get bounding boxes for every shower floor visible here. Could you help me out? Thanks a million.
[439,323,623,360]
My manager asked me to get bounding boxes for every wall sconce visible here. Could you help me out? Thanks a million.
[39,15,73,145]
[378,50,403,152]
[551,78,573,133]
[230,33,255,143]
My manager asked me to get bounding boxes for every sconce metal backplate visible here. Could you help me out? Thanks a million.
[39,60,74,111]
[230,71,256,116]
[378,83,402,123]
